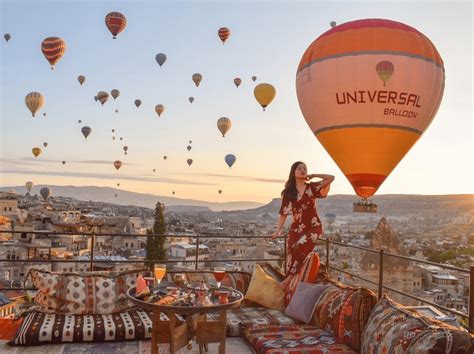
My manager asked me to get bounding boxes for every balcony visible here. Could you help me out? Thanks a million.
[0,230,472,353]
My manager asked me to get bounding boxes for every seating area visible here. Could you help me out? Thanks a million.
[2,253,473,353]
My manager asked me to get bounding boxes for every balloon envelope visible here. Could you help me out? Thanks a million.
[78,75,85,85]
[189,97,194,103]
[218,27,230,44]
[97,91,109,105]
[114,160,122,170]
[111,89,120,100]
[25,181,33,192]
[40,187,51,200]
[135,99,142,108]
[225,154,236,168]
[295,18,445,199]
[233,78,242,87]
[187,158,193,166]
[43,142,48,148]
[41,37,66,69]
[155,53,167,67]
[217,117,232,137]
[252,76,257,82]
[192,73,202,87]
[4,33,11,42]
[105,12,127,39]
[81,126,92,139]
[155,104,165,117]
[25,92,44,117]
[254,83,276,110]
[32,147,41,158]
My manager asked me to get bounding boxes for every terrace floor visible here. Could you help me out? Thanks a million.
[0,338,253,354]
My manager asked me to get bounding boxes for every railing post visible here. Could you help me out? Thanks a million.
[378,249,384,300]
[326,239,330,275]
[194,237,200,270]
[469,265,474,333]
[90,233,95,271]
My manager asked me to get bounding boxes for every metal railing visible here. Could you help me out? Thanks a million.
[0,230,472,332]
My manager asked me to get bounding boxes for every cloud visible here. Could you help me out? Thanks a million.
[0,169,216,186]
[202,173,285,183]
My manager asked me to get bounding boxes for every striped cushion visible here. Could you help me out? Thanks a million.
[284,252,320,305]
[8,308,153,346]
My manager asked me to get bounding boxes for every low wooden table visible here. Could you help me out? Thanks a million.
[128,286,243,354]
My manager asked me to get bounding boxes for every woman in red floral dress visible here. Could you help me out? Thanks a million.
[272,161,334,285]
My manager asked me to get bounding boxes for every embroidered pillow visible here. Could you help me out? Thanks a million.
[245,265,285,310]
[284,252,320,305]
[285,282,330,323]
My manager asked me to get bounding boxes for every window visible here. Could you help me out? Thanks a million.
[21,233,27,239]
[125,243,128,247]
[9,207,12,211]
[131,243,134,248]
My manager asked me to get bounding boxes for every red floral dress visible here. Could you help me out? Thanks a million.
[279,181,327,277]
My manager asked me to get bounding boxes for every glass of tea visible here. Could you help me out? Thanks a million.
[154,264,166,288]
[173,273,186,289]
[213,267,226,289]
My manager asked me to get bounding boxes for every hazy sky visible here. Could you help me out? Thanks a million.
[1,0,472,203]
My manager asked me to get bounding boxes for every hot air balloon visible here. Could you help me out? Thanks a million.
[97,91,109,105]
[41,37,66,69]
[330,21,337,28]
[81,126,92,139]
[225,154,236,168]
[153,169,156,172]
[119,137,123,141]
[40,187,51,200]
[188,97,195,104]
[32,147,41,158]
[94,96,98,102]
[4,33,11,42]
[43,113,47,117]
[62,161,66,165]
[135,99,142,108]
[218,27,230,44]
[187,158,193,166]
[252,76,257,82]
[155,53,167,67]
[192,73,202,87]
[25,92,44,117]
[78,120,82,123]
[233,78,242,88]
[25,181,33,193]
[254,83,276,110]
[112,136,116,140]
[111,89,120,100]
[163,156,167,160]
[105,12,127,39]
[114,160,122,170]
[189,140,192,144]
[117,183,120,187]
[112,129,115,133]
[217,117,232,137]
[155,104,165,117]
[43,142,48,148]
[123,146,128,152]
[375,61,395,86]
[172,191,175,195]
[218,190,222,194]
[115,109,119,114]
[186,145,192,151]
[295,18,445,209]
[78,75,85,85]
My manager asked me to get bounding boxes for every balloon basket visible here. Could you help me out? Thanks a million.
[353,200,377,213]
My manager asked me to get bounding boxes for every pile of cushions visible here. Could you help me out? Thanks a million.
[9,268,152,346]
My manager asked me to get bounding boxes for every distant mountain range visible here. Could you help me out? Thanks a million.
[0,185,264,212]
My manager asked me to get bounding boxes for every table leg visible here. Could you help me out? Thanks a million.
[151,310,160,354]
[169,313,176,354]
[218,310,226,354]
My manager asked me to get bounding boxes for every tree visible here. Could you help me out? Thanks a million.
[146,202,167,269]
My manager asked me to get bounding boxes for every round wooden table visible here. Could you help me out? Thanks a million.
[128,285,243,354]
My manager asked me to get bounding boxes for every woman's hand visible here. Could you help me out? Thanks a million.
[271,230,281,240]
[305,174,315,181]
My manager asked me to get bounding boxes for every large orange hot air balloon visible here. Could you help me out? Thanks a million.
[218,27,230,44]
[105,12,127,39]
[296,18,445,202]
[41,37,66,69]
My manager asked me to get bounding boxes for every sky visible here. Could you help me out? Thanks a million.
[0,0,472,203]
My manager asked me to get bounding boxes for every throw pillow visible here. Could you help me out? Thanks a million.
[284,251,320,305]
[244,265,285,310]
[285,282,330,323]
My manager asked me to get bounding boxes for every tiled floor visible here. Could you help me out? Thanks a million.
[0,338,253,354]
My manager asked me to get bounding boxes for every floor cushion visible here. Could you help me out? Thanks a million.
[207,307,296,337]
[243,324,357,354]
[28,267,146,315]
[0,318,23,340]
[311,277,377,352]
[285,252,320,306]
[244,265,285,310]
[361,295,474,354]
[8,307,152,346]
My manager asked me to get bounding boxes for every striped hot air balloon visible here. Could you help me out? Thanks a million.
[217,117,232,137]
[296,18,445,200]
[218,27,230,44]
[25,92,44,117]
[41,37,66,69]
[105,12,127,39]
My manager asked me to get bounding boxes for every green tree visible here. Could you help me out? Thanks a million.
[146,202,167,269]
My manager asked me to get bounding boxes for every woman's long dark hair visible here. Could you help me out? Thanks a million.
[281,161,305,201]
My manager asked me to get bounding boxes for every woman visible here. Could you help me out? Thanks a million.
[272,161,334,286]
